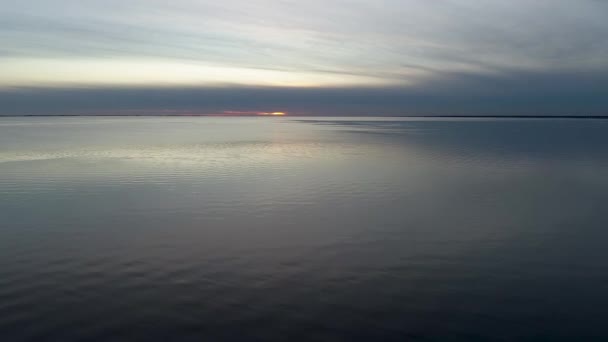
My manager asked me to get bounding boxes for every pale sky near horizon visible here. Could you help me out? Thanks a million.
[1,0,607,115]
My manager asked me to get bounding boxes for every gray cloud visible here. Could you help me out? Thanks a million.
[1,68,607,116]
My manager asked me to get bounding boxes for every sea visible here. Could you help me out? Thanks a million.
[1,116,607,341]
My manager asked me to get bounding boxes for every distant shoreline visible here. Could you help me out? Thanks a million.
[1,115,607,119]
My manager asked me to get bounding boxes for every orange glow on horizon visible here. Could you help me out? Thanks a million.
[220,110,287,116]
[257,111,287,116]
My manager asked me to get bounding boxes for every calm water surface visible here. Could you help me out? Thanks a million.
[1,117,608,341]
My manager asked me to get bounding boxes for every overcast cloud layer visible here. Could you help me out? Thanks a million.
[1,0,607,116]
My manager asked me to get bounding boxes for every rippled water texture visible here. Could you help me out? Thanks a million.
[1,117,608,341]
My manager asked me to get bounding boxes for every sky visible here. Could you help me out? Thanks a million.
[1,0,607,116]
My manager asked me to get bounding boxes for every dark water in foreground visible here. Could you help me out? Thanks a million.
[1,117,608,341]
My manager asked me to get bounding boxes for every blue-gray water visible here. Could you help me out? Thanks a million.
[1,117,608,341]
